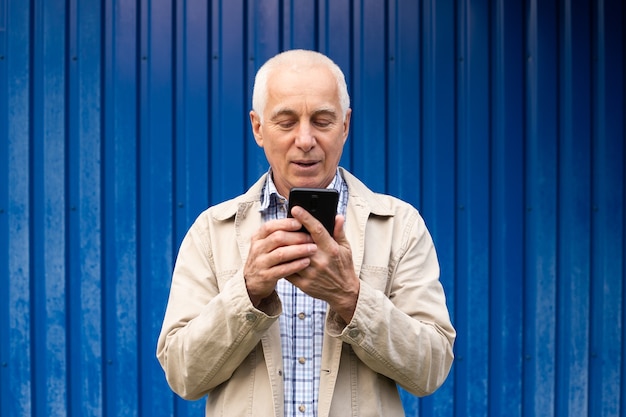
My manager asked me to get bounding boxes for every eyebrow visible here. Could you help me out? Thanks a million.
[269,106,338,121]
[269,108,297,120]
[312,108,339,119]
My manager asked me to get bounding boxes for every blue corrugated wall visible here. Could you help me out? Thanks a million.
[0,0,624,416]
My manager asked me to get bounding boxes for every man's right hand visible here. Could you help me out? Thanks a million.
[243,218,317,307]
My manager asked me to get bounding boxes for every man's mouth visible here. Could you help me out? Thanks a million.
[294,160,318,167]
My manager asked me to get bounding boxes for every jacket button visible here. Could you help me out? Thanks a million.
[246,312,257,322]
[348,328,360,338]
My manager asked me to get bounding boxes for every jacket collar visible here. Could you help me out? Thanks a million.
[210,167,395,222]
[210,174,267,222]
[338,167,394,217]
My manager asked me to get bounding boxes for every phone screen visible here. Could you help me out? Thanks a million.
[287,188,339,234]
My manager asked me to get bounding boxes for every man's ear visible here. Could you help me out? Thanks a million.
[250,111,263,147]
[342,108,352,144]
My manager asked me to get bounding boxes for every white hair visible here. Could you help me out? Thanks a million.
[251,49,350,122]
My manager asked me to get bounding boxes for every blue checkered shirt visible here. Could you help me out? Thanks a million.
[259,170,348,417]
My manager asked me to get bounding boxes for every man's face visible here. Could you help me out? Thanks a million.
[250,65,351,198]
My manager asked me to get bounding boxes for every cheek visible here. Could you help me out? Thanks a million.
[264,140,291,163]
[327,140,345,160]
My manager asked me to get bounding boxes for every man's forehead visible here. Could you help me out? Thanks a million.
[263,65,341,118]
[267,65,335,90]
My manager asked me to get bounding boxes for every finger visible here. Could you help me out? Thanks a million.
[244,243,314,303]
[290,206,331,241]
[251,220,313,257]
[256,217,307,240]
[271,257,311,280]
[266,243,317,268]
[332,215,348,244]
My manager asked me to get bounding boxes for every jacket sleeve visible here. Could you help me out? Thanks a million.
[156,215,281,400]
[326,210,455,397]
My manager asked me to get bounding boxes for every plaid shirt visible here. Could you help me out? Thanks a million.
[259,170,348,416]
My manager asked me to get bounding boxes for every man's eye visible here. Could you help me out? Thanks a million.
[313,120,333,128]
[277,120,296,129]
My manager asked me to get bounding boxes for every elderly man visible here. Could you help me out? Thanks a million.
[157,49,455,417]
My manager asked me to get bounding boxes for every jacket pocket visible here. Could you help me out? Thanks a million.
[358,265,390,295]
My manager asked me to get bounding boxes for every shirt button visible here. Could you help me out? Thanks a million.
[298,404,306,413]
[298,357,306,364]
[298,312,306,320]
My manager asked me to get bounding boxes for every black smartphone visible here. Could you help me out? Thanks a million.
[287,188,339,235]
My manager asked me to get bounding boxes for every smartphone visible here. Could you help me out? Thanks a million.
[287,187,339,235]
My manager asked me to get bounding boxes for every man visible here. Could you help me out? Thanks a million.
[157,49,455,416]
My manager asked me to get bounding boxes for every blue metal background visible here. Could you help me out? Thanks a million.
[0,0,624,416]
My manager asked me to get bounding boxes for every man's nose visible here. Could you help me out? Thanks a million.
[295,123,315,151]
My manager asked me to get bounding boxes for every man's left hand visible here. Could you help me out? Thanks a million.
[286,206,360,323]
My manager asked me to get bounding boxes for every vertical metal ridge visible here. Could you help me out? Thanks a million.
[1,1,624,415]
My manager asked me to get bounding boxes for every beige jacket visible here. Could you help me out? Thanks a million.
[157,168,455,417]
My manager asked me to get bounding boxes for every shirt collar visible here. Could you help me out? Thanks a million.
[259,168,343,212]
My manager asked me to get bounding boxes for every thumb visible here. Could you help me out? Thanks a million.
[332,215,349,245]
